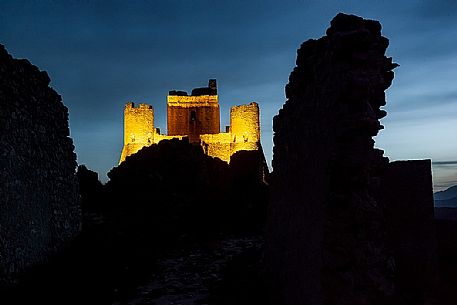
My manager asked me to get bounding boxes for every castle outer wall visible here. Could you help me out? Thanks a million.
[199,102,261,162]
[0,45,80,285]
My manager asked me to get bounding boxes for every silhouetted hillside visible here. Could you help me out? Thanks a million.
[435,185,457,201]
[435,186,457,207]
[106,138,267,237]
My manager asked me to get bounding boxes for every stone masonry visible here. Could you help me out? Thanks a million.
[264,13,428,305]
[0,44,80,285]
[119,80,262,164]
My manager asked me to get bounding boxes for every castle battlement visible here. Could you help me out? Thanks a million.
[167,79,218,107]
[125,102,153,109]
[119,79,261,164]
[167,95,219,107]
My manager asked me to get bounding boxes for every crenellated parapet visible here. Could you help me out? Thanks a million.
[167,95,219,108]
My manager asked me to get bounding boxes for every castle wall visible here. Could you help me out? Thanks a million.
[0,45,80,285]
[120,143,150,163]
[154,133,184,143]
[167,95,220,143]
[200,133,232,162]
[264,14,399,305]
[382,160,438,303]
[230,102,260,154]
[119,83,261,165]
[120,102,155,163]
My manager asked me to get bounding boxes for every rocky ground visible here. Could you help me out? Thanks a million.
[114,236,263,305]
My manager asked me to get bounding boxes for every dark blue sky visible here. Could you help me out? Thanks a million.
[1,0,457,190]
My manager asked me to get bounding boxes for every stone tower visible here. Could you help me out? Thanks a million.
[167,79,220,143]
[230,102,260,154]
[120,102,155,163]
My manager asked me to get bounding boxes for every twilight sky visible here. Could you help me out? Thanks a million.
[1,0,457,190]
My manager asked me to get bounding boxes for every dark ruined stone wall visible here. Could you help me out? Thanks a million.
[265,13,398,305]
[0,45,80,284]
[382,160,438,304]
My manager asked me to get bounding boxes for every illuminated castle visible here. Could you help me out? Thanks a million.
[119,79,261,164]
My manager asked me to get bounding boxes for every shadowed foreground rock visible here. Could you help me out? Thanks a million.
[0,45,80,286]
[3,138,268,305]
[381,160,437,304]
[265,13,436,305]
[107,138,268,236]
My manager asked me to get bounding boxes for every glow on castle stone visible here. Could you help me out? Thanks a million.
[119,79,261,164]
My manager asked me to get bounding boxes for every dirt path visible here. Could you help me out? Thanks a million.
[113,236,262,305]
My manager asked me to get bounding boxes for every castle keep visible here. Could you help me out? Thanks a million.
[168,79,220,142]
[119,79,261,163]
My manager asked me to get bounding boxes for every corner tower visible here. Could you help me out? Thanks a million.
[119,102,154,163]
[167,79,220,143]
[230,102,260,154]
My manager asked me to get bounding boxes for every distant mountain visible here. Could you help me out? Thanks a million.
[434,185,457,207]
[435,185,457,200]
